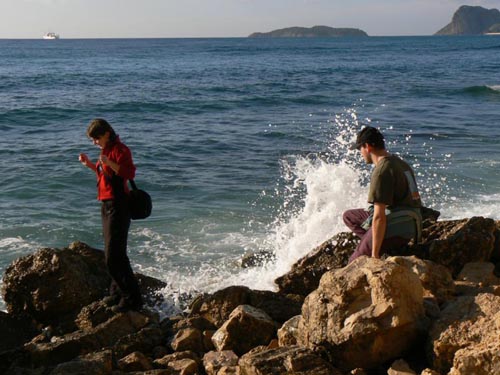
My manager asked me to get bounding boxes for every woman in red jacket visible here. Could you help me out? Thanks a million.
[79,118,143,312]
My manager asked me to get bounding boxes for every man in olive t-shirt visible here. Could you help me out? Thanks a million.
[343,126,422,262]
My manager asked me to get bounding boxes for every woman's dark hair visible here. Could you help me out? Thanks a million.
[86,118,117,141]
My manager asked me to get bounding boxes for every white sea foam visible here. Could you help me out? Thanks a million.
[487,85,500,92]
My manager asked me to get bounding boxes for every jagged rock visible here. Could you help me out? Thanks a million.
[171,327,204,353]
[238,345,342,375]
[152,345,170,359]
[217,366,241,375]
[167,358,199,375]
[211,305,277,356]
[189,286,302,327]
[435,5,500,35]
[203,350,239,375]
[350,369,368,375]
[75,300,116,332]
[454,262,500,297]
[0,311,38,352]
[114,324,164,359]
[240,251,275,268]
[297,257,426,371]
[387,256,455,305]
[420,370,440,375]
[427,217,496,277]
[275,231,358,296]
[118,351,154,372]
[153,350,201,369]
[388,359,416,375]
[49,349,113,375]
[19,310,152,368]
[277,315,300,347]
[1,242,166,328]
[203,330,216,352]
[428,293,500,374]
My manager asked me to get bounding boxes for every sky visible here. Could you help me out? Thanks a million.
[2,0,500,38]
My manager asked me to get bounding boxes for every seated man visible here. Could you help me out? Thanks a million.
[344,126,422,263]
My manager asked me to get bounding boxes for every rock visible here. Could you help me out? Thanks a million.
[118,351,154,372]
[297,257,426,371]
[240,251,275,268]
[21,310,152,368]
[275,231,358,296]
[420,370,440,375]
[49,349,113,375]
[114,324,164,359]
[427,217,496,277]
[217,366,241,375]
[457,261,498,284]
[428,293,500,374]
[171,327,204,353]
[74,300,116,332]
[238,346,342,375]
[1,242,166,328]
[0,311,38,352]
[350,369,368,375]
[277,315,300,347]
[153,350,201,369]
[435,5,500,35]
[189,286,302,327]
[211,305,277,356]
[167,358,199,375]
[387,256,455,305]
[388,359,417,375]
[203,350,239,375]
[249,25,368,37]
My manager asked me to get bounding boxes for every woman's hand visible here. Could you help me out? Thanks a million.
[79,153,96,171]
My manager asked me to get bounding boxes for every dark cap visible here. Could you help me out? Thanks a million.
[351,126,385,150]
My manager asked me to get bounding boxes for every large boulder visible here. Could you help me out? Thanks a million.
[1,242,166,327]
[427,217,496,276]
[387,256,455,305]
[428,293,500,374]
[238,345,342,375]
[274,232,358,296]
[189,286,302,327]
[297,257,426,371]
[211,305,277,356]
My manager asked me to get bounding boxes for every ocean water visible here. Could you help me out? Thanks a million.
[1,36,500,313]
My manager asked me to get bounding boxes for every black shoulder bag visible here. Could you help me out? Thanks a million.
[128,179,152,220]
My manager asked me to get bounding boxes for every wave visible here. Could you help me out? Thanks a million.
[462,85,500,95]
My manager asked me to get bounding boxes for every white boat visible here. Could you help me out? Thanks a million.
[43,32,60,40]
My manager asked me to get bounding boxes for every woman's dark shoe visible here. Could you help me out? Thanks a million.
[102,294,121,307]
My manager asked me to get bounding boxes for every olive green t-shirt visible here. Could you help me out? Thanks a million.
[368,155,422,209]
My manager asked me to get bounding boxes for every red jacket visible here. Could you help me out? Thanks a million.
[96,137,136,201]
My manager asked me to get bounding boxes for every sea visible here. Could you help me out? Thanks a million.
[1,36,500,313]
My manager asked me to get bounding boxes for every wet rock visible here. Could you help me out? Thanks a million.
[388,359,417,375]
[211,305,277,356]
[0,311,38,352]
[1,242,166,329]
[427,217,496,276]
[49,349,113,375]
[22,310,152,368]
[297,257,426,371]
[277,315,300,347]
[428,293,500,374]
[118,351,154,372]
[189,286,302,327]
[274,231,358,296]
[387,256,455,305]
[240,251,275,268]
[203,350,239,375]
[238,345,342,375]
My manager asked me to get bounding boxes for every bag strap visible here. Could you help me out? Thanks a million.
[129,179,138,191]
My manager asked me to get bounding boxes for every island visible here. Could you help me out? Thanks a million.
[435,5,500,35]
[249,25,368,38]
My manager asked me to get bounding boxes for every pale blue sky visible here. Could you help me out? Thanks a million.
[2,0,500,38]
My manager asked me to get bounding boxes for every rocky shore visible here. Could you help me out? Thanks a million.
[2,213,500,374]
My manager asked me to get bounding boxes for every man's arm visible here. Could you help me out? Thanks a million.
[371,202,387,258]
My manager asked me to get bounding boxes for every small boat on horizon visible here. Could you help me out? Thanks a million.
[43,32,60,40]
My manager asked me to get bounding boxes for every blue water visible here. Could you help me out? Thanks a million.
[2,36,500,311]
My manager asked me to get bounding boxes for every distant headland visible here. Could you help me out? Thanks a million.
[436,5,500,35]
[249,25,368,38]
